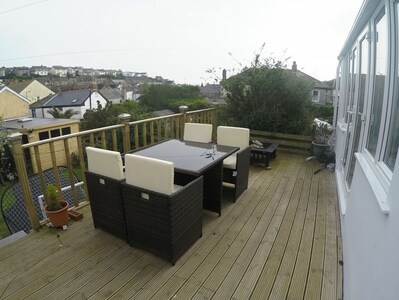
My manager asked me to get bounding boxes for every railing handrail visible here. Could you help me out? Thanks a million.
[21,123,125,149]
[21,108,216,149]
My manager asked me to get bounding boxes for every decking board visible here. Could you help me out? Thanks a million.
[198,159,289,298]
[211,164,297,299]
[304,168,328,300]
[247,160,306,299]
[0,152,342,300]
[267,161,313,299]
[286,164,320,300]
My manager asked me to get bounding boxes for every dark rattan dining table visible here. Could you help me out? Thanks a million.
[127,139,239,216]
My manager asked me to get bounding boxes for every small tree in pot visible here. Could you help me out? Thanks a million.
[44,184,69,228]
[311,118,333,158]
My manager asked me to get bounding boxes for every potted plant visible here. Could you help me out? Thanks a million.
[44,183,69,228]
[311,118,333,158]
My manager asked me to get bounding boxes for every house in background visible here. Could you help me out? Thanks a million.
[13,67,30,77]
[99,87,123,104]
[4,118,80,173]
[200,84,226,105]
[334,0,399,299]
[30,66,49,76]
[50,66,68,77]
[0,67,6,77]
[290,61,334,105]
[7,79,54,103]
[30,89,108,119]
[0,86,30,120]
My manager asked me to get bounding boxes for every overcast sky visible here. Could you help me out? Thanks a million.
[0,0,364,84]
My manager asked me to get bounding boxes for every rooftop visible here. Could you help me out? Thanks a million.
[4,117,79,130]
[0,152,342,299]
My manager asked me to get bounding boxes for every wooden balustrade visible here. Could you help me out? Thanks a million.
[7,108,217,231]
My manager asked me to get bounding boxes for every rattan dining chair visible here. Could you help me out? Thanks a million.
[183,123,213,143]
[217,126,251,201]
[121,154,203,265]
[85,147,128,241]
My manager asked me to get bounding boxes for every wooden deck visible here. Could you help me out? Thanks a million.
[0,151,342,300]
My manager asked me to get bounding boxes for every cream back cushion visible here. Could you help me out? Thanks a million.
[125,154,175,195]
[86,147,124,180]
[184,123,213,143]
[217,126,249,149]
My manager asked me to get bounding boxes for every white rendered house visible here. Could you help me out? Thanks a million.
[30,90,108,119]
[334,0,399,299]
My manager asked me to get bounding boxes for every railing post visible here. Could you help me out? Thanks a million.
[8,133,40,231]
[118,113,131,153]
[179,105,188,139]
[213,107,218,139]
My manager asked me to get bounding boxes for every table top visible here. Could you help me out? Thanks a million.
[130,139,239,176]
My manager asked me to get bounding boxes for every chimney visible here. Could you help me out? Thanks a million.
[222,69,227,81]
[292,61,297,72]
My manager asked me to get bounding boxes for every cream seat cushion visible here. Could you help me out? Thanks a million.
[125,154,181,195]
[184,123,213,143]
[223,155,237,170]
[217,126,250,170]
[86,147,124,180]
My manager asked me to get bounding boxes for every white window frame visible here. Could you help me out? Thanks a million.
[361,3,393,193]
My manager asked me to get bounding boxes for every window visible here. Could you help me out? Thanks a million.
[335,62,342,124]
[366,9,387,157]
[61,127,71,135]
[383,2,399,170]
[312,90,320,102]
[39,131,49,140]
[342,47,358,168]
[346,35,369,186]
[50,129,60,138]
[343,55,354,123]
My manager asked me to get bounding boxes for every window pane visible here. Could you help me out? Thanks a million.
[347,37,369,186]
[39,131,49,140]
[383,4,399,170]
[50,129,60,138]
[366,9,387,157]
[344,56,353,123]
[61,127,71,135]
[336,63,342,122]
[343,48,358,166]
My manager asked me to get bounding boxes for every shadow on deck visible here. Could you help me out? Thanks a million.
[0,151,342,300]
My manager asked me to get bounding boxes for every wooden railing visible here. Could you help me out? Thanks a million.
[250,130,312,154]
[8,108,217,231]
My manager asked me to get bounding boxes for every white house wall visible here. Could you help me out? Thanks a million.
[31,91,107,119]
[335,0,399,299]
[81,91,108,117]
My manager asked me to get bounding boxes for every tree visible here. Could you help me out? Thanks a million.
[0,119,11,184]
[47,107,79,119]
[139,84,202,111]
[80,102,118,130]
[221,55,312,134]
[168,98,211,112]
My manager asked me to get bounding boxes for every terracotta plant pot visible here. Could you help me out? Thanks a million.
[45,200,69,228]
